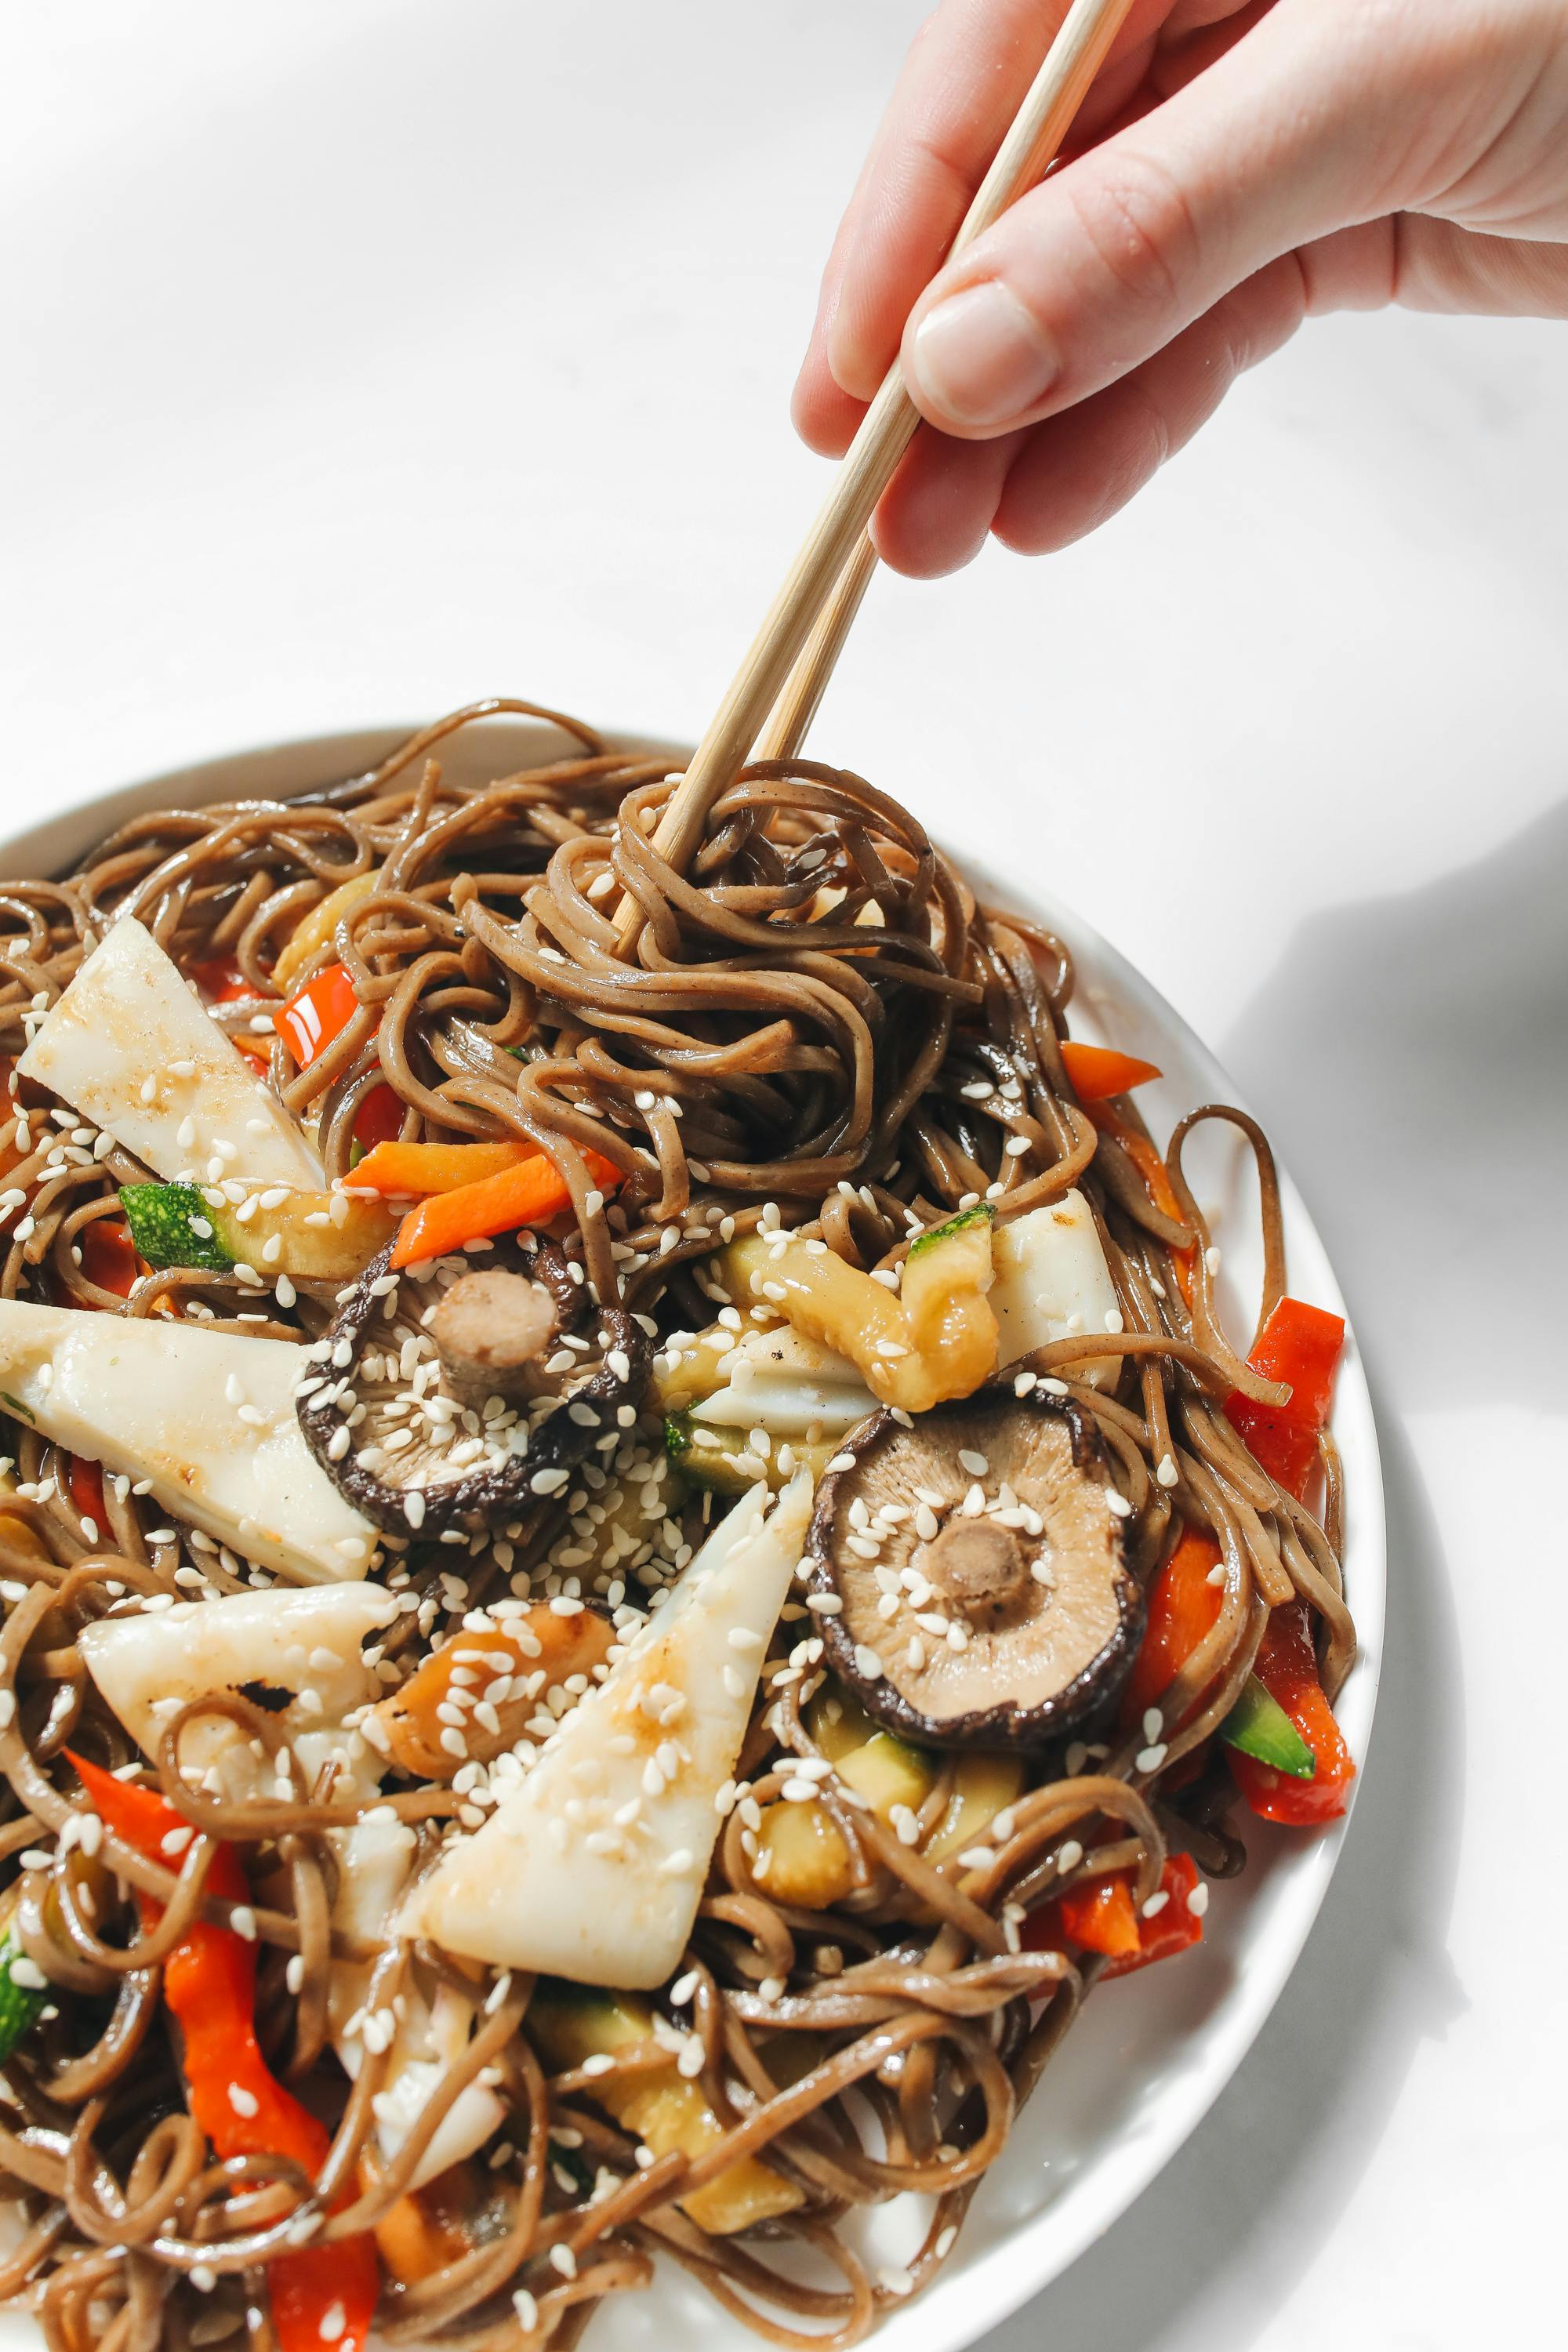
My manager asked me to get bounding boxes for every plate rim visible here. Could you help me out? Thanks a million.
[0,720,1385,2352]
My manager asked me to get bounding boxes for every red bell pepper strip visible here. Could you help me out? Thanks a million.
[1057,1873,1141,1959]
[1059,1040,1162,1102]
[1224,1296,1345,1503]
[390,1146,624,1271]
[189,956,274,1073]
[1024,1852,1204,1976]
[1101,1852,1205,1977]
[1227,1605,1356,1825]
[66,1457,107,1534]
[1126,1528,1225,1719]
[78,1215,140,1300]
[348,1083,404,1155]
[67,1753,379,2352]
[278,964,359,1069]
[278,961,401,1154]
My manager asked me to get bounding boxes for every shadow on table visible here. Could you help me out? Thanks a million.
[1228,793,1568,1414]
[986,795,1568,2351]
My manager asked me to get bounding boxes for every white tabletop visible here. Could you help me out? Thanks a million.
[4,5,1564,2348]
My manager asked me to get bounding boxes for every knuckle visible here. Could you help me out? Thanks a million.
[1061,153,1205,314]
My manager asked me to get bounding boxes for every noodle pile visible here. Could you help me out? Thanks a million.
[0,702,1354,2352]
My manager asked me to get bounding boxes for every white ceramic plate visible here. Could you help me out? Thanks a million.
[0,720,1384,2352]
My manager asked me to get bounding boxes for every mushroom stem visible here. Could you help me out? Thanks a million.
[430,1268,561,1409]
[921,1519,1031,1628]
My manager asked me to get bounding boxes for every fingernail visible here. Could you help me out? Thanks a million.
[907,281,1060,427]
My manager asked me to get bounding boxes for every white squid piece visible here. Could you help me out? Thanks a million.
[404,1472,813,1988]
[989,1191,1123,1389]
[18,915,324,1189]
[0,1299,379,1583]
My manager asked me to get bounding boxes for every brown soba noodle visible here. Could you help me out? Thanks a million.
[0,701,1355,2352]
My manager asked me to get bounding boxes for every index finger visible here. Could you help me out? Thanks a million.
[793,0,1225,449]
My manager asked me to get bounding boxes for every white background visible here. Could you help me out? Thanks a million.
[2,5,1563,2349]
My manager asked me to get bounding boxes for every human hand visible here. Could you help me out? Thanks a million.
[793,0,1568,574]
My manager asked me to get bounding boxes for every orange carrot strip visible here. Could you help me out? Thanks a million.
[390,1149,622,1270]
[1060,1040,1162,1102]
[353,1140,537,1197]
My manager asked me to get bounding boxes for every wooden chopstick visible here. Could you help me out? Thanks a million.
[752,534,878,764]
[615,0,1137,949]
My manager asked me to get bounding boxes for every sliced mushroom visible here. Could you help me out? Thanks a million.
[296,1236,649,1538]
[805,1390,1142,1748]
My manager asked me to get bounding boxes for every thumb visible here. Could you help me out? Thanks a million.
[899,0,1524,436]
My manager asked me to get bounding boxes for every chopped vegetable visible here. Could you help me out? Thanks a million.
[0,1894,47,2063]
[1229,1603,1356,1824]
[68,1753,380,2352]
[756,1682,1024,1907]
[1220,1673,1316,1779]
[78,1216,140,1299]
[1057,1871,1142,1959]
[724,1203,998,1414]
[271,873,377,997]
[1225,1296,1346,1501]
[118,1181,230,1272]
[374,2162,509,2285]
[188,955,272,1069]
[17,916,324,1189]
[987,1190,1123,1388]
[1024,1849,1204,1976]
[366,1602,617,1780]
[389,1145,623,1272]
[277,960,402,1149]
[1058,1041,1162,1101]
[1102,1852,1205,1976]
[664,1412,833,1496]
[402,1474,812,1986]
[350,1138,539,1196]
[0,1298,379,1581]
[529,1984,803,2234]
[277,960,361,1068]
[66,1453,106,1531]
[1126,1529,1224,1716]
[120,1177,395,1281]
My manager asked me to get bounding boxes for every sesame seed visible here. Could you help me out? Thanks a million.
[1142,1889,1170,1918]
[957,1449,989,1477]
[1136,1743,1168,1773]
[1156,1454,1179,1489]
[227,2084,260,2118]
[1188,1880,1210,1916]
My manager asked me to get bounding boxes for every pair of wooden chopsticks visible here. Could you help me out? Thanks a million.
[616,0,1136,948]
